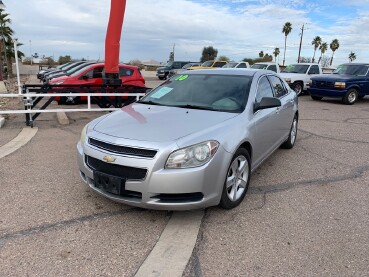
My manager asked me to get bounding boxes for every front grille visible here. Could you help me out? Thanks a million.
[89,138,157,158]
[86,155,147,180]
[312,80,334,88]
[152,192,204,203]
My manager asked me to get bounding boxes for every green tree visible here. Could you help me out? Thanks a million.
[329,39,340,66]
[348,51,356,63]
[318,42,328,64]
[200,46,218,63]
[273,48,280,62]
[258,51,264,58]
[311,36,322,63]
[282,22,292,66]
[218,55,230,61]
[0,8,14,78]
[58,55,72,64]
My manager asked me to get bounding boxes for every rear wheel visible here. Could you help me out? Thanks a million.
[219,148,251,209]
[342,88,358,105]
[311,96,323,101]
[292,82,303,96]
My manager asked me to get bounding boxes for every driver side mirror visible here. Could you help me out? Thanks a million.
[254,97,281,112]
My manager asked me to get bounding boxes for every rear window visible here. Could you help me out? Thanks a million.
[119,67,134,76]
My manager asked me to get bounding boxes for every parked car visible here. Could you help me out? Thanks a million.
[77,68,298,210]
[37,62,73,81]
[156,61,196,80]
[49,63,145,104]
[222,61,250,68]
[187,60,228,70]
[308,63,369,104]
[168,62,201,78]
[251,62,280,73]
[45,62,96,83]
[42,61,87,82]
[279,63,322,95]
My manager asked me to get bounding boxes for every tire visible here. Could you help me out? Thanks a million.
[158,77,164,80]
[281,115,298,149]
[292,82,303,96]
[219,148,251,209]
[311,96,323,101]
[342,88,358,105]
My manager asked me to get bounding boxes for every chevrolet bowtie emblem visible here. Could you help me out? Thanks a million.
[103,155,116,163]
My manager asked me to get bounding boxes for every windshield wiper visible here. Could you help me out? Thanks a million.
[172,104,219,111]
[137,100,164,106]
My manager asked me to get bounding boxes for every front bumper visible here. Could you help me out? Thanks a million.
[308,87,347,98]
[77,140,231,210]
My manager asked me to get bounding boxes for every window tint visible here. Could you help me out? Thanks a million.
[119,67,133,76]
[268,75,287,98]
[237,63,247,68]
[308,65,320,74]
[255,76,274,103]
[82,67,103,79]
[214,62,227,67]
[173,62,181,69]
[268,65,277,72]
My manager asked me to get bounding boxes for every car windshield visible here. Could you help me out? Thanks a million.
[251,64,267,69]
[333,64,369,76]
[62,62,83,71]
[201,61,214,67]
[70,64,96,77]
[282,64,309,73]
[139,74,251,113]
[165,61,174,67]
[66,63,93,75]
[223,63,238,68]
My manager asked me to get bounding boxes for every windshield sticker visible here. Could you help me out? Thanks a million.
[151,87,173,98]
[175,75,189,81]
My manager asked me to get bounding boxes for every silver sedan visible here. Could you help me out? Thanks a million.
[77,69,298,210]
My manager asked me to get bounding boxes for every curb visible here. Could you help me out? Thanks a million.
[56,111,70,125]
[0,127,38,159]
[0,115,5,128]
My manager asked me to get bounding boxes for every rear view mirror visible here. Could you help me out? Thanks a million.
[254,97,281,112]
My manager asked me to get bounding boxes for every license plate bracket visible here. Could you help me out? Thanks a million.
[94,171,126,196]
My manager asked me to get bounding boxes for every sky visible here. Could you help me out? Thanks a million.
[4,0,369,67]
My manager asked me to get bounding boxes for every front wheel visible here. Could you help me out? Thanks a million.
[219,149,251,209]
[342,88,358,105]
[292,82,303,96]
[281,115,298,149]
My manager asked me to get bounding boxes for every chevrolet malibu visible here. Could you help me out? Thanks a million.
[77,69,298,210]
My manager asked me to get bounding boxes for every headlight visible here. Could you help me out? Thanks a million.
[334,82,346,88]
[166,141,219,169]
[80,124,88,144]
[284,78,291,83]
[51,80,64,85]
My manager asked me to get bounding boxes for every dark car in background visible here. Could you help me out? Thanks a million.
[168,62,201,78]
[42,61,87,82]
[308,63,369,104]
[37,62,73,81]
[44,62,95,83]
[156,61,195,80]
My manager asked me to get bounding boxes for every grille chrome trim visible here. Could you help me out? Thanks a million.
[89,138,157,158]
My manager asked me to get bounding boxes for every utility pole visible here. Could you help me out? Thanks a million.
[297,24,305,63]
[29,40,32,65]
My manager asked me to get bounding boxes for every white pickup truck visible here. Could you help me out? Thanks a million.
[251,62,280,73]
[279,63,322,95]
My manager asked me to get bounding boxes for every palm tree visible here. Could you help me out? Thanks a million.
[273,47,280,63]
[311,36,322,63]
[348,51,356,63]
[282,22,292,66]
[318,42,328,64]
[0,8,16,78]
[329,39,340,66]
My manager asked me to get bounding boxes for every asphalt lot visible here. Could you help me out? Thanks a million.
[1,75,369,276]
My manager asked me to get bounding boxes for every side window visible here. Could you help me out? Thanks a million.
[268,65,277,72]
[173,62,181,69]
[308,65,319,74]
[237,63,247,68]
[92,67,103,79]
[119,67,133,76]
[255,76,274,103]
[268,75,287,98]
[214,62,226,67]
[82,69,94,79]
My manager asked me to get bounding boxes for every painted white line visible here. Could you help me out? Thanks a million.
[135,210,204,277]
[0,127,38,159]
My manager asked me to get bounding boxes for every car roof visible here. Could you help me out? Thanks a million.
[184,68,264,77]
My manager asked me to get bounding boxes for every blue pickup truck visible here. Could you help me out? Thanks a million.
[308,63,369,104]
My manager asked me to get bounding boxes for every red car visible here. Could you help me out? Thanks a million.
[49,63,146,104]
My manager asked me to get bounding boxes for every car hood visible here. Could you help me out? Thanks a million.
[93,103,238,142]
[279,73,306,78]
[311,74,366,81]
